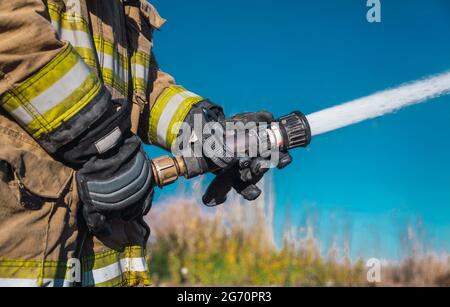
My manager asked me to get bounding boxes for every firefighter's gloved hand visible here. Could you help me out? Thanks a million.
[202,111,293,206]
[202,152,292,206]
[56,97,154,235]
[77,137,154,235]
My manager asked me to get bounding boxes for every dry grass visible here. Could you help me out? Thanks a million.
[380,255,450,286]
[146,183,450,287]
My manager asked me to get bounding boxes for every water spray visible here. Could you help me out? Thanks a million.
[151,71,450,188]
[307,71,450,137]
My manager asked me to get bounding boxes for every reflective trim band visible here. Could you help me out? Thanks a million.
[0,258,78,287]
[47,2,88,27]
[82,246,151,287]
[48,2,97,69]
[48,2,92,46]
[83,258,148,287]
[133,51,151,67]
[99,52,129,95]
[101,67,128,94]
[149,86,203,148]
[52,25,94,49]
[10,106,33,125]
[28,59,90,116]
[0,247,150,287]
[48,3,130,96]
[131,51,151,93]
[94,37,129,95]
[0,45,102,140]
[0,278,74,287]
[101,53,129,78]
[134,64,147,81]
[75,47,98,68]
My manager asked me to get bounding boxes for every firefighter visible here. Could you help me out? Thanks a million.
[0,0,291,287]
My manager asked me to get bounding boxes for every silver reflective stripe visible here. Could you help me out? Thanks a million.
[83,257,148,286]
[134,63,148,80]
[156,91,199,146]
[10,106,34,125]
[0,278,74,287]
[100,52,128,80]
[25,59,92,124]
[51,22,95,50]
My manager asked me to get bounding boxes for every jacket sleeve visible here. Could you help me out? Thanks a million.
[0,0,109,153]
[145,53,206,152]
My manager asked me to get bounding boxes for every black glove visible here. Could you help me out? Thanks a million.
[77,137,153,235]
[202,111,293,206]
[181,102,292,206]
[56,96,154,235]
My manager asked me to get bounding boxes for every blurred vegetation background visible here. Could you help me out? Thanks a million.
[146,184,450,287]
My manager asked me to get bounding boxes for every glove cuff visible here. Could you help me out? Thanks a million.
[56,99,133,168]
[175,99,233,170]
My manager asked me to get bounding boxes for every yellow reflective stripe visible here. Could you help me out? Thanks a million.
[93,37,129,95]
[47,2,131,97]
[131,51,151,93]
[93,37,128,65]
[0,259,68,279]
[0,259,77,287]
[0,45,102,139]
[149,86,184,144]
[149,86,203,148]
[75,47,97,68]
[0,278,73,287]
[1,46,78,110]
[125,246,149,259]
[83,257,149,287]
[166,95,204,148]
[82,246,147,271]
[83,249,120,272]
[48,2,98,73]
[92,271,151,287]
[0,247,150,287]
[82,246,150,287]
[93,37,118,56]
[90,275,124,287]
[133,78,147,93]
[124,271,152,287]
[133,51,151,67]
[47,2,89,33]
[27,72,101,139]
[48,2,95,56]
[101,67,128,95]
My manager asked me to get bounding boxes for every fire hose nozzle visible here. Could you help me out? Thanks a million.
[150,111,312,188]
[278,111,311,150]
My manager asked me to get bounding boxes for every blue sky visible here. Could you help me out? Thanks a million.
[147,0,450,259]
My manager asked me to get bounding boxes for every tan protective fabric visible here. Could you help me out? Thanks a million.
[0,0,175,286]
[0,111,150,286]
[0,111,78,262]
[0,0,66,95]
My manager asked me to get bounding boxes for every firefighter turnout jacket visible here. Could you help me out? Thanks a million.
[0,0,204,287]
